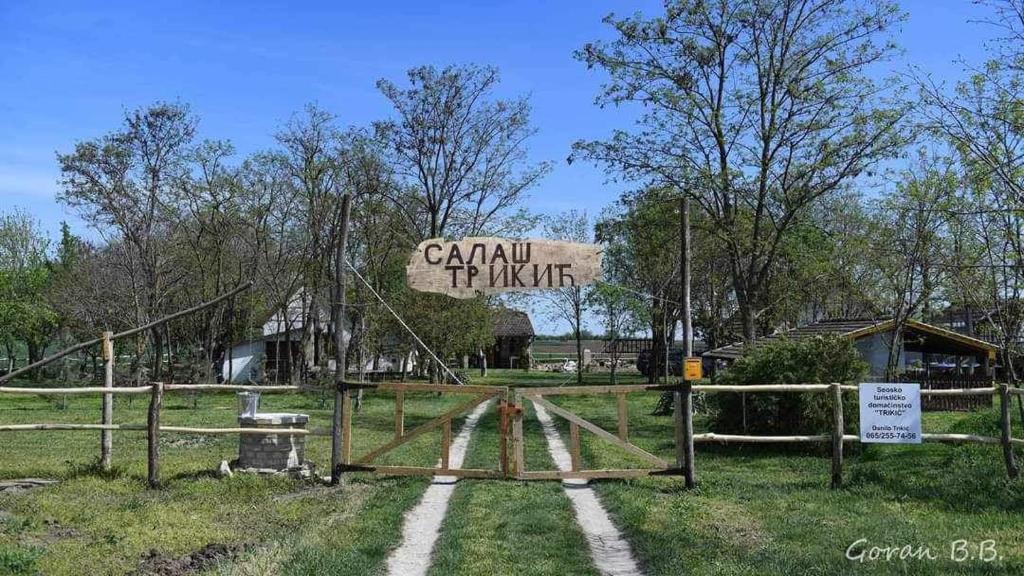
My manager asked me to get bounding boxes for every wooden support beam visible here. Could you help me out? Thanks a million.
[163,384,301,393]
[147,382,163,488]
[616,392,628,442]
[682,382,695,489]
[520,469,663,481]
[569,422,581,472]
[0,386,152,396]
[365,466,502,479]
[343,389,353,465]
[831,383,844,489]
[373,382,508,395]
[498,400,509,477]
[356,393,495,465]
[527,395,668,468]
[522,384,660,397]
[441,418,452,471]
[0,424,310,435]
[101,331,114,471]
[395,389,405,438]
[512,391,525,478]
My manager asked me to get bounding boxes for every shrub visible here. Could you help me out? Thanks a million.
[711,335,867,435]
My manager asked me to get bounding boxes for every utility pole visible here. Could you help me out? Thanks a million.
[678,195,695,488]
[680,196,692,357]
[331,193,352,485]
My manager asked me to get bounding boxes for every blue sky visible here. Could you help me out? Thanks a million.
[0,0,1001,333]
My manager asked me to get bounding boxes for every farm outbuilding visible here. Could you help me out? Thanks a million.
[703,317,999,379]
[478,307,535,369]
[222,293,415,384]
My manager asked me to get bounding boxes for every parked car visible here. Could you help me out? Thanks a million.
[637,348,685,377]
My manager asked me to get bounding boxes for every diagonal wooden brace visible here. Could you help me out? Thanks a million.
[355,392,496,465]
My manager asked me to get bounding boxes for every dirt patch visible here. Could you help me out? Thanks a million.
[137,543,251,576]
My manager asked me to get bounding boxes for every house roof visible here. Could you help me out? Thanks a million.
[493,307,535,338]
[703,317,999,361]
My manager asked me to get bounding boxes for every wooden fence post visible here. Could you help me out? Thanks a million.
[512,391,524,478]
[830,383,844,489]
[569,422,581,472]
[395,389,405,438]
[101,331,114,471]
[616,392,628,442]
[498,399,510,477]
[441,418,452,471]
[147,382,163,488]
[675,383,696,488]
[999,383,1019,480]
[343,389,353,466]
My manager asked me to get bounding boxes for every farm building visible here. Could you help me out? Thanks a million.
[703,318,999,379]
[477,307,535,369]
[222,293,414,384]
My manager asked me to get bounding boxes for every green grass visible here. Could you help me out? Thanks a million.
[0,387,469,575]
[2,370,1024,575]
[545,387,1024,575]
[428,401,597,576]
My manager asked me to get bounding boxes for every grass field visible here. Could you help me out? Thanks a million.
[1,370,1022,575]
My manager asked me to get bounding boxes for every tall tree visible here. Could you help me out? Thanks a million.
[0,210,57,375]
[375,64,550,240]
[575,0,908,340]
[868,153,955,377]
[540,210,593,384]
[58,102,196,383]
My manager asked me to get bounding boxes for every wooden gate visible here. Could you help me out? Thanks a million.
[341,382,510,479]
[512,385,679,480]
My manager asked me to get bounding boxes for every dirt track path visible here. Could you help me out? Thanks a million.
[533,400,645,576]
[384,400,493,576]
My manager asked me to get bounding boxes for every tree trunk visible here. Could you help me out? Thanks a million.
[575,288,583,385]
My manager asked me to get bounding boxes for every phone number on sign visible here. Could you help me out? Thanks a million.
[864,432,919,441]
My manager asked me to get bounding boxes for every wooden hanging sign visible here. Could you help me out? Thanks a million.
[406,237,603,298]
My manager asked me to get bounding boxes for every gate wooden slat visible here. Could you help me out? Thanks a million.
[526,395,668,468]
[355,392,496,465]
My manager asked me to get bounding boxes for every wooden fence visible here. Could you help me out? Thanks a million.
[0,381,1021,489]
[0,383,322,487]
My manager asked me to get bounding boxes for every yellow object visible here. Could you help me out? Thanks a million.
[684,357,702,381]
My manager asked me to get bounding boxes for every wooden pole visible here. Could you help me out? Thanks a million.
[673,389,685,469]
[101,331,114,471]
[395,389,405,438]
[569,422,581,471]
[616,392,628,442]
[331,193,352,485]
[830,383,844,489]
[680,195,692,358]
[682,382,695,488]
[498,400,509,477]
[441,419,452,471]
[513,391,525,478]
[999,383,1019,479]
[147,381,163,488]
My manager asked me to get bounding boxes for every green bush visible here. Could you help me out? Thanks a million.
[711,335,867,435]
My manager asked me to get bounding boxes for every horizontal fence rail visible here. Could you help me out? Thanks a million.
[0,381,325,487]
[514,382,1024,488]
[1,380,1022,489]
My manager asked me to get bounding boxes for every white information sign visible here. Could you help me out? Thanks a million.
[859,383,922,444]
